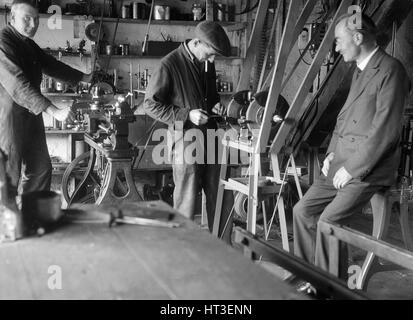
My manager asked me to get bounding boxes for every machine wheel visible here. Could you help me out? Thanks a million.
[233,192,263,222]
[62,151,101,205]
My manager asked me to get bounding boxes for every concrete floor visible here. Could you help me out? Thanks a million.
[196,206,413,300]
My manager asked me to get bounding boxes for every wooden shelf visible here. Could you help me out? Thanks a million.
[99,54,242,60]
[43,93,82,97]
[0,9,247,29]
[45,129,86,134]
[95,17,246,28]
[43,49,91,57]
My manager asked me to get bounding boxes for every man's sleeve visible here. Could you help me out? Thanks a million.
[143,63,189,126]
[344,64,410,179]
[38,48,83,85]
[0,47,51,115]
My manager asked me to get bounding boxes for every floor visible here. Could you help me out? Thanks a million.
[195,204,413,300]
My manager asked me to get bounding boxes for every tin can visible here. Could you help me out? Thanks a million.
[192,4,202,21]
[132,2,138,19]
[47,77,54,92]
[143,69,149,88]
[164,6,170,20]
[105,44,113,55]
[55,81,65,92]
[122,4,130,19]
[217,3,226,21]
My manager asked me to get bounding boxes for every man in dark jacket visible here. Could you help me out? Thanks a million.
[0,0,92,200]
[143,21,233,241]
[293,13,411,289]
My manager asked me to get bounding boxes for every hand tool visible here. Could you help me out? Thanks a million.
[108,211,180,228]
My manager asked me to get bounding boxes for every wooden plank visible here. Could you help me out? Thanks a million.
[269,0,353,155]
[114,220,301,299]
[234,227,367,300]
[254,0,302,153]
[1,202,302,299]
[0,242,35,299]
[328,234,340,277]
[10,224,170,299]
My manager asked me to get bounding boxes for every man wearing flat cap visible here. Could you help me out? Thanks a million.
[143,21,233,242]
[0,0,92,217]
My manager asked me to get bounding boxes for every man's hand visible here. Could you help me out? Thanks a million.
[81,72,94,84]
[212,102,226,116]
[46,105,75,123]
[321,152,335,176]
[189,109,209,125]
[333,167,352,189]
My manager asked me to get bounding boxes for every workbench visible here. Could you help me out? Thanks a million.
[0,201,303,300]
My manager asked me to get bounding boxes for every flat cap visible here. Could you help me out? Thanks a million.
[11,0,38,7]
[195,21,231,57]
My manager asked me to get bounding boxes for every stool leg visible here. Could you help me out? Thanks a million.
[356,193,391,290]
[401,202,413,251]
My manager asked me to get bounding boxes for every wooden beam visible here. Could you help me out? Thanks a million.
[269,0,353,155]
[255,0,319,153]
[234,227,368,300]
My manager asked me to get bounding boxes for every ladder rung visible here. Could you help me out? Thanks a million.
[220,177,283,195]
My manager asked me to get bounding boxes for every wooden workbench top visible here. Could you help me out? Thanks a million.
[0,201,303,300]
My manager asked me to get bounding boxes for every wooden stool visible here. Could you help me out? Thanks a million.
[356,189,413,290]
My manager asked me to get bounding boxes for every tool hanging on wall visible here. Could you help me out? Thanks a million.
[142,0,156,55]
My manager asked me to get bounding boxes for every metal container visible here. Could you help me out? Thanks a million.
[217,3,226,21]
[192,3,203,21]
[105,44,113,55]
[132,2,139,19]
[55,81,66,92]
[120,44,130,56]
[22,191,63,225]
[154,5,170,20]
[121,4,130,19]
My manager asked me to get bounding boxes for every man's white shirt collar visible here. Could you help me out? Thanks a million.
[357,46,379,71]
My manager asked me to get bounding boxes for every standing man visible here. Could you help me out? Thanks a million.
[143,21,233,242]
[0,0,92,202]
[293,13,411,280]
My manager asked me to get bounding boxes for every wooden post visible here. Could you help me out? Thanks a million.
[205,0,214,21]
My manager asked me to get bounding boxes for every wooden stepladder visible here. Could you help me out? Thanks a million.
[213,0,354,251]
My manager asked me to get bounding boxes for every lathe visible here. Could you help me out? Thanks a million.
[62,80,143,207]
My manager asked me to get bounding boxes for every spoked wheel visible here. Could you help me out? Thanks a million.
[62,151,102,205]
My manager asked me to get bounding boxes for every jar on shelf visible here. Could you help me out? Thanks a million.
[192,3,203,21]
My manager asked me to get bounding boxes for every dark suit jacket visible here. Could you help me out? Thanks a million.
[327,48,411,186]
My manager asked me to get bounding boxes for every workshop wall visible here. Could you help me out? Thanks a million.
[0,0,248,166]
[395,9,413,108]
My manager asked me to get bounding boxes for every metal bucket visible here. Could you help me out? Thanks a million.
[22,191,63,225]
[154,5,170,20]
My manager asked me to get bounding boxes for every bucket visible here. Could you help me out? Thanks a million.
[22,191,63,225]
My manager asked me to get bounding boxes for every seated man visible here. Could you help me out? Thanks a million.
[292,13,411,290]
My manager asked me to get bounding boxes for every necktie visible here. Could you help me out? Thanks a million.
[355,67,362,80]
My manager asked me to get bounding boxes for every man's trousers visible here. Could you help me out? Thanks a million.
[293,175,384,277]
